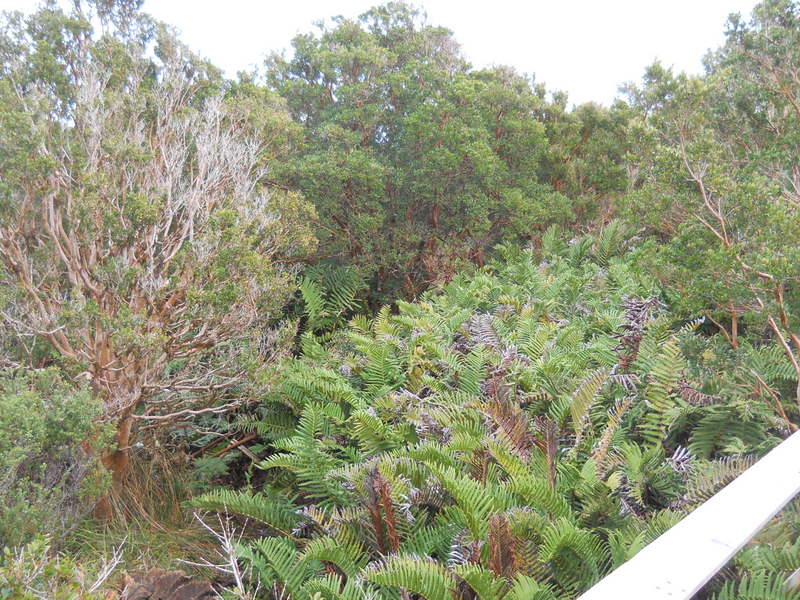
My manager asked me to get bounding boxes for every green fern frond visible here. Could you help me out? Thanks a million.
[569,367,610,434]
[640,337,683,447]
[242,536,310,598]
[187,489,300,538]
[400,522,458,558]
[301,265,365,334]
[537,518,607,593]
[427,464,501,538]
[711,571,800,600]
[506,574,559,600]
[349,409,407,455]
[301,534,369,578]
[593,219,630,267]
[687,409,768,458]
[452,564,506,599]
[736,537,800,574]
[301,573,371,600]
[364,555,455,600]
[684,455,758,505]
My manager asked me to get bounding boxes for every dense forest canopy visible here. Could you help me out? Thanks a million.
[0,0,799,599]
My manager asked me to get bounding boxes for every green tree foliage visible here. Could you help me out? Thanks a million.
[265,3,576,299]
[538,98,634,219]
[619,1,800,388]
[0,0,316,501]
[193,236,798,598]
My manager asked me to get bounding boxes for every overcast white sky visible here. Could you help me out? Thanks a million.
[1,0,760,106]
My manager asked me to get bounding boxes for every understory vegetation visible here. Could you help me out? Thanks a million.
[189,234,800,600]
[1,0,799,598]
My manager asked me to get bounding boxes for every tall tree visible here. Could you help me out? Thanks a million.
[620,0,800,391]
[266,3,568,300]
[538,97,634,222]
[0,0,315,512]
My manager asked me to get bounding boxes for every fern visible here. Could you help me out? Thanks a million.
[593,219,630,267]
[187,489,300,538]
[364,555,456,600]
[259,403,351,504]
[506,574,559,600]
[684,455,757,505]
[537,518,607,594]
[568,367,610,435]
[301,573,371,600]
[241,536,311,598]
[711,571,800,600]
[500,463,572,520]
[688,408,769,458]
[301,535,369,578]
[427,464,505,538]
[640,336,684,447]
[301,265,365,334]
[195,241,800,599]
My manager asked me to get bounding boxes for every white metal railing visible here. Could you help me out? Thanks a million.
[579,430,800,600]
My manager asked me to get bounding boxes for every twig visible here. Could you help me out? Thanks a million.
[190,432,237,458]
[179,512,257,599]
[134,400,244,422]
[213,433,258,458]
[88,535,127,593]
[750,370,797,433]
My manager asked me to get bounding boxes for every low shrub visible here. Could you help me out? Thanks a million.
[0,536,111,600]
[0,368,109,548]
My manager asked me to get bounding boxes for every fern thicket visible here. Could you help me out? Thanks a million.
[193,231,799,599]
